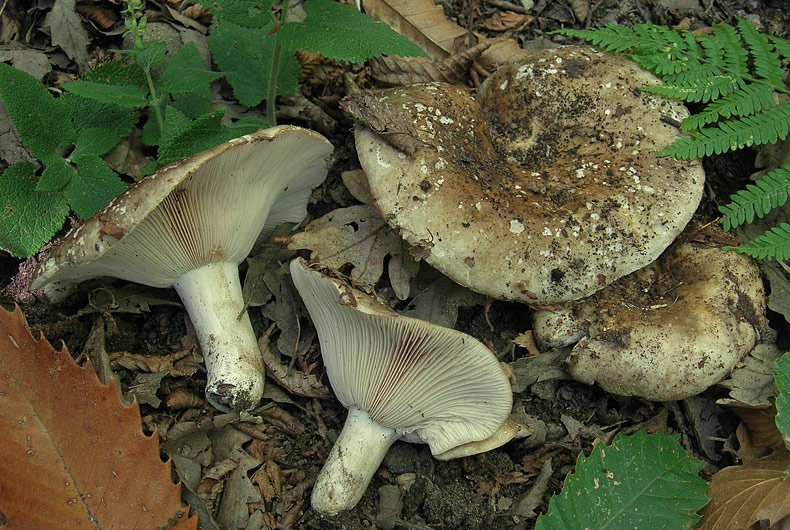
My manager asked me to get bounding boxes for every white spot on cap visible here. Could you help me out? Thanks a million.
[510,220,525,234]
[499,79,509,90]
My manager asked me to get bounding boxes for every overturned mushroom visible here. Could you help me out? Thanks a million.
[289,258,512,515]
[342,46,704,304]
[532,238,771,401]
[31,127,333,411]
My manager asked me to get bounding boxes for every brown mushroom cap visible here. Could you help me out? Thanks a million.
[532,239,771,401]
[342,46,705,304]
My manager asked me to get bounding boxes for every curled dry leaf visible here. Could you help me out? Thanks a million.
[481,12,534,32]
[0,305,196,529]
[699,452,790,530]
[477,37,531,68]
[286,171,419,299]
[362,0,466,59]
[369,40,492,85]
[259,325,332,398]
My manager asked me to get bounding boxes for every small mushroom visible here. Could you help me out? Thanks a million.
[532,239,771,401]
[289,258,512,515]
[31,126,333,411]
[341,46,705,304]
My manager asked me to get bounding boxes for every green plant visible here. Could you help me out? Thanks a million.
[0,0,424,259]
[536,430,709,529]
[557,18,790,261]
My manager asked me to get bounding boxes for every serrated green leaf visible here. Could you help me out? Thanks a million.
[156,42,224,95]
[0,62,75,164]
[64,156,127,219]
[277,0,428,62]
[230,117,269,133]
[62,94,139,156]
[207,18,301,106]
[36,158,73,192]
[536,431,708,530]
[200,0,276,28]
[0,162,70,257]
[63,79,149,108]
[135,40,167,72]
[774,352,790,451]
[170,89,212,119]
[157,107,237,165]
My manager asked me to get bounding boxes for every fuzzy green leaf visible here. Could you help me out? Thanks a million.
[36,158,73,192]
[155,42,224,95]
[63,80,149,108]
[774,352,790,451]
[207,18,301,106]
[536,431,708,530]
[0,62,75,164]
[719,164,790,230]
[135,41,167,72]
[0,162,70,258]
[277,0,428,62]
[64,156,126,219]
[157,107,236,166]
[727,222,790,261]
[200,0,276,28]
[659,102,790,159]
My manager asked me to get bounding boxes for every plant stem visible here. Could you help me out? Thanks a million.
[145,71,165,134]
[266,0,291,126]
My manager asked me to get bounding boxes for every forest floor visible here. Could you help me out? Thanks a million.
[1,0,789,529]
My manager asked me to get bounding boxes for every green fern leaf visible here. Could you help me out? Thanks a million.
[643,75,744,103]
[728,223,790,261]
[737,17,784,89]
[717,23,750,83]
[556,26,643,53]
[681,82,776,131]
[719,164,790,230]
[660,102,790,159]
[770,35,790,60]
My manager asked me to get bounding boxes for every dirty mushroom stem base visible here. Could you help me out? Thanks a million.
[173,261,264,412]
[311,407,399,516]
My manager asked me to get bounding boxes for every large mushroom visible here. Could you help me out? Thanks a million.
[532,237,771,401]
[289,258,512,515]
[30,126,333,411]
[341,46,705,304]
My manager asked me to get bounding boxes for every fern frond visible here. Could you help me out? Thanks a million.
[727,223,790,261]
[556,26,644,53]
[681,82,776,131]
[659,102,790,159]
[717,23,751,83]
[719,164,790,230]
[642,75,744,103]
[770,35,790,61]
[737,16,785,89]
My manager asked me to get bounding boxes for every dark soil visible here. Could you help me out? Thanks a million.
[1,0,788,529]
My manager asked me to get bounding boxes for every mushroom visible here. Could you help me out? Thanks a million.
[532,237,771,401]
[288,258,512,515]
[341,46,705,304]
[30,126,333,411]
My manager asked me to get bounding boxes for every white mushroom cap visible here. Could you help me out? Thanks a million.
[289,257,511,514]
[342,47,705,304]
[31,126,333,411]
[532,239,771,401]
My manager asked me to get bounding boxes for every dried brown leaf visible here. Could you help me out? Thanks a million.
[259,325,331,398]
[75,4,117,30]
[287,203,418,299]
[481,11,534,32]
[477,37,531,68]
[729,404,786,450]
[362,0,467,58]
[369,40,492,85]
[699,452,790,530]
[251,459,283,502]
[0,305,196,529]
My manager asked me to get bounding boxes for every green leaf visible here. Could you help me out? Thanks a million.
[155,42,224,95]
[64,156,127,219]
[135,40,167,72]
[63,80,149,108]
[727,222,790,261]
[536,431,708,530]
[157,107,237,165]
[774,352,790,451]
[207,18,301,106]
[230,117,269,133]
[0,162,70,257]
[719,164,790,230]
[36,158,73,192]
[277,0,428,62]
[0,62,75,164]
[200,0,276,28]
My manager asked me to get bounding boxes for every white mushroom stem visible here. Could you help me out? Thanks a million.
[312,407,399,516]
[173,261,264,412]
